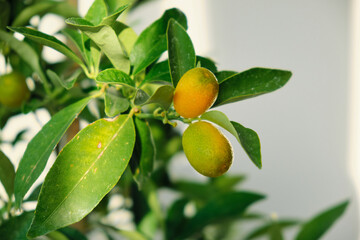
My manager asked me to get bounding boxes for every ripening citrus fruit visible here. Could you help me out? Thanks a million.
[0,72,30,108]
[182,121,233,177]
[174,67,219,118]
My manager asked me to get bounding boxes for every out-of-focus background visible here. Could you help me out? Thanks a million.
[1,0,359,239]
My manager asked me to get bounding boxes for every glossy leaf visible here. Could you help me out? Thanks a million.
[215,71,237,84]
[140,85,174,110]
[96,68,134,87]
[0,211,34,240]
[118,25,138,57]
[245,220,299,240]
[232,121,262,169]
[196,56,217,73]
[0,151,15,198]
[8,27,85,67]
[27,115,136,238]
[130,8,187,75]
[167,18,196,87]
[85,0,107,26]
[295,200,349,240]
[214,68,292,106]
[47,69,81,90]
[142,60,171,86]
[65,18,130,73]
[104,87,129,117]
[14,97,91,208]
[0,29,47,83]
[11,2,58,27]
[134,89,150,106]
[178,191,265,239]
[130,118,155,188]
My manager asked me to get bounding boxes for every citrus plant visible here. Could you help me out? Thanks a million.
[0,0,349,239]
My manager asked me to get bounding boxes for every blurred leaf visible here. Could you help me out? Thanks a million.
[58,227,88,240]
[46,231,70,240]
[0,0,10,29]
[47,69,81,90]
[96,68,134,87]
[245,220,299,240]
[14,97,92,208]
[25,184,42,202]
[48,2,78,19]
[11,2,58,27]
[139,85,174,110]
[165,198,189,240]
[65,18,130,73]
[295,200,349,240]
[8,27,85,67]
[0,29,47,83]
[142,60,171,86]
[130,8,187,75]
[232,121,262,169]
[211,174,246,190]
[0,211,34,240]
[167,18,196,87]
[174,181,216,201]
[119,230,149,240]
[215,71,237,84]
[214,68,292,106]
[196,56,217,73]
[178,191,265,239]
[11,128,28,146]
[138,211,158,239]
[130,118,155,188]
[27,115,136,238]
[0,151,15,199]
[85,0,107,26]
[104,87,129,117]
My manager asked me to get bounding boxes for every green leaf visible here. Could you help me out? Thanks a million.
[215,71,237,84]
[85,0,107,26]
[231,121,262,169]
[201,110,240,143]
[140,85,174,110]
[0,151,15,199]
[165,198,189,240]
[119,230,149,240]
[295,200,349,240]
[118,24,138,57]
[14,97,91,208]
[167,19,196,87]
[61,28,89,65]
[25,184,42,202]
[130,118,155,188]
[214,68,292,106]
[142,60,171,86]
[0,211,34,240]
[104,87,130,117]
[134,89,150,106]
[58,227,87,240]
[0,29,47,84]
[11,2,58,27]
[178,191,265,239]
[96,68,134,87]
[65,19,130,73]
[8,27,85,67]
[101,5,128,26]
[244,220,299,240]
[47,69,81,90]
[130,8,187,75]
[0,0,10,29]
[196,56,217,73]
[27,115,136,238]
